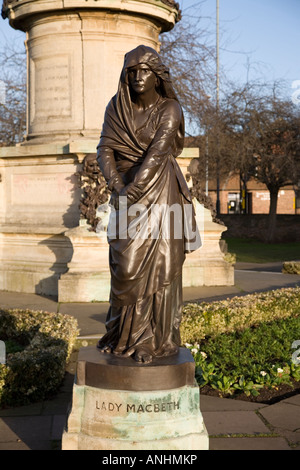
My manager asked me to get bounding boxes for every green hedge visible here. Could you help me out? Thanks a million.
[282,261,300,275]
[181,287,300,397]
[0,309,79,407]
[180,286,300,344]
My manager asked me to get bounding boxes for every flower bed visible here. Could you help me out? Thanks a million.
[181,287,300,401]
[181,287,300,343]
[0,309,79,407]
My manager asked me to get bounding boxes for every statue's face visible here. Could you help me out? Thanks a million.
[85,155,98,174]
[127,64,157,95]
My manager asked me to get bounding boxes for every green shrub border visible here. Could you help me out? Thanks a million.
[1,287,299,405]
[282,261,300,275]
[0,309,79,407]
[181,286,300,343]
[181,287,300,397]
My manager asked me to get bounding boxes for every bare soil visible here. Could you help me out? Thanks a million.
[201,380,300,405]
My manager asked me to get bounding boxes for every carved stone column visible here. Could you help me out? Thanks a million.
[2,0,180,144]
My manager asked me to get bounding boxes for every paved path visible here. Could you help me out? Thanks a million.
[0,263,300,450]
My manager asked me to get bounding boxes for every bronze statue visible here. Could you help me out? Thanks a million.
[96,45,201,364]
[1,0,8,19]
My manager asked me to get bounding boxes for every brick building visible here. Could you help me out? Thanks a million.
[185,137,300,216]
[201,172,300,215]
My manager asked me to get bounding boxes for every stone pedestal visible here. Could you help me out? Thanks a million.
[58,193,234,302]
[0,142,86,296]
[1,2,234,299]
[0,0,182,298]
[183,200,235,287]
[62,347,209,450]
[58,224,110,302]
[0,142,233,299]
[4,0,179,144]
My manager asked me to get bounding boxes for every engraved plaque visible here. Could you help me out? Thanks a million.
[11,172,76,206]
[31,54,72,122]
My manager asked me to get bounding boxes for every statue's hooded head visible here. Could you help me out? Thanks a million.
[120,45,178,101]
[108,45,184,155]
[101,46,184,156]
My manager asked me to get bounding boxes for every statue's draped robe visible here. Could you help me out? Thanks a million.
[97,46,201,358]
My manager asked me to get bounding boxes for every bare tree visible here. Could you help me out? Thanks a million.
[250,89,300,241]
[218,82,300,241]
[0,36,26,146]
[159,0,222,213]
[181,68,300,242]
[160,4,300,242]
[159,1,217,135]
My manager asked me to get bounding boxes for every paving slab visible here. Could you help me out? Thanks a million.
[0,291,58,313]
[200,395,266,412]
[182,285,241,302]
[235,270,300,295]
[58,302,108,336]
[270,428,300,448]
[235,262,284,271]
[209,437,291,450]
[0,416,52,449]
[202,410,271,436]
[40,393,71,416]
[259,401,300,432]
[0,402,44,417]
[283,394,300,406]
[0,440,33,450]
[51,415,67,441]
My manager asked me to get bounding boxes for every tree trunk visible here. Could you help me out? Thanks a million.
[267,188,279,243]
[239,173,249,214]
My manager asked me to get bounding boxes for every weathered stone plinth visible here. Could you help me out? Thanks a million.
[4,0,179,144]
[58,192,234,302]
[184,200,235,287]
[0,142,86,296]
[58,225,110,302]
[0,0,180,294]
[0,143,233,299]
[62,347,209,450]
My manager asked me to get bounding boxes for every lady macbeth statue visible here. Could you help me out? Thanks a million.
[96,45,201,364]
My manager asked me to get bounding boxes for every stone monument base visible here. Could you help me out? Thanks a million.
[62,347,209,450]
[58,200,234,303]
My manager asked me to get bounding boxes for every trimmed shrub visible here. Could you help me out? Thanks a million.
[282,261,300,275]
[181,287,300,397]
[181,286,300,344]
[0,309,79,407]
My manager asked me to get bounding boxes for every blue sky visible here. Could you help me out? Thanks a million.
[1,0,299,93]
[180,0,300,90]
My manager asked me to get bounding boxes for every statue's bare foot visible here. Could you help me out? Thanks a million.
[134,349,152,364]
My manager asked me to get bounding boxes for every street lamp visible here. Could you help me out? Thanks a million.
[216,0,220,215]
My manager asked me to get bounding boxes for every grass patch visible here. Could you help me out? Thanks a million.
[224,237,300,263]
